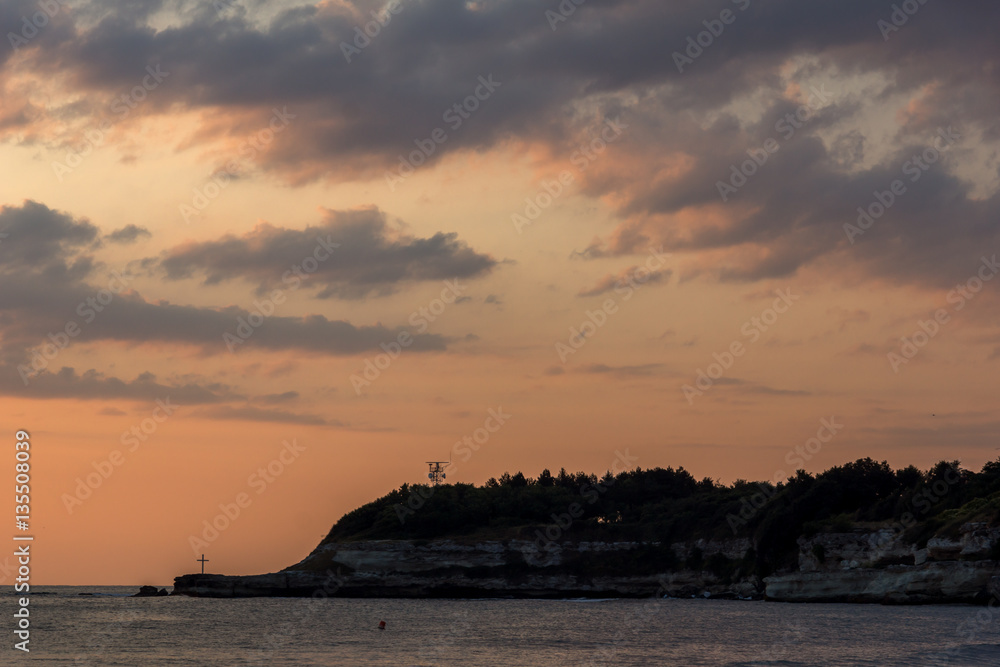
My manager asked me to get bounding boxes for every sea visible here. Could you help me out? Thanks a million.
[4,586,1000,665]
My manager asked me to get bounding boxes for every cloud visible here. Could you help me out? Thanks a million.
[0,200,98,278]
[692,376,810,397]
[254,390,300,404]
[191,405,334,426]
[0,200,456,402]
[158,207,496,299]
[0,201,450,358]
[0,367,235,404]
[578,266,670,297]
[828,307,871,332]
[847,343,881,356]
[740,385,811,397]
[97,406,126,416]
[577,363,666,377]
[4,1,1000,292]
[104,224,151,244]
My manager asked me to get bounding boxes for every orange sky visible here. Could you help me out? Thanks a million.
[2,0,999,585]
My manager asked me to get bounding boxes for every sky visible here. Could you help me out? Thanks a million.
[1,0,999,585]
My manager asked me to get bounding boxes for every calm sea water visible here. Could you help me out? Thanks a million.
[4,586,1000,665]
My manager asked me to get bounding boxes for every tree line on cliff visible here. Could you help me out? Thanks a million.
[323,457,1000,577]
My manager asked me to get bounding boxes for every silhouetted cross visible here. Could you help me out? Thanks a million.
[198,554,209,574]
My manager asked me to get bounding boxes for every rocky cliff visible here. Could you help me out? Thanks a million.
[763,522,1000,603]
[173,523,1000,603]
[174,538,759,599]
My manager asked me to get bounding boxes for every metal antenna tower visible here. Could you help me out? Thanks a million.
[426,461,449,484]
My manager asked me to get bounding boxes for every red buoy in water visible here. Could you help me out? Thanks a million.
[378,621,386,630]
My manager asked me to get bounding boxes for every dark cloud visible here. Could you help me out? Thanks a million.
[191,405,334,426]
[578,266,670,297]
[254,390,299,404]
[159,207,496,299]
[104,224,151,244]
[740,385,811,397]
[0,200,98,278]
[691,376,810,397]
[577,363,666,377]
[68,296,450,354]
[829,308,871,332]
[0,201,453,401]
[1,366,235,404]
[4,1,1000,290]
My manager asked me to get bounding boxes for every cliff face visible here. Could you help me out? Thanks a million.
[174,538,759,599]
[763,522,1000,603]
[763,562,1000,604]
[172,524,1000,603]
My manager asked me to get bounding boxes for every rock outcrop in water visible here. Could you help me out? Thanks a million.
[173,458,1000,602]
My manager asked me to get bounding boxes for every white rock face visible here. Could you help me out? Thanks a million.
[795,522,999,572]
[177,539,760,599]
[767,522,1000,603]
[670,538,753,562]
[765,562,999,604]
[174,523,999,602]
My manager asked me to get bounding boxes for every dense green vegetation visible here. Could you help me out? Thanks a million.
[323,458,1000,577]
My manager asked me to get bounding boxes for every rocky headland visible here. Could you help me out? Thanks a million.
[173,460,1000,603]
[174,524,1000,603]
